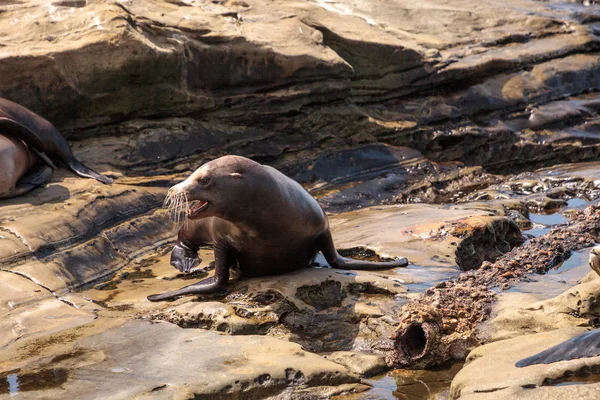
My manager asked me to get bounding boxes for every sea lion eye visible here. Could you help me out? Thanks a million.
[198,176,211,186]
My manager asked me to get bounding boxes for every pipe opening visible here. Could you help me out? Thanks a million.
[402,324,427,358]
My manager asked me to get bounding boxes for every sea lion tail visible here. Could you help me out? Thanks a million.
[67,159,114,185]
[516,329,600,367]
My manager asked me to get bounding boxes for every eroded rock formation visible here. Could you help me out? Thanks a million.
[2,0,600,398]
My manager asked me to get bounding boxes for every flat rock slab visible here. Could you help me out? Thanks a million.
[0,271,95,350]
[482,248,599,342]
[451,327,600,399]
[329,203,519,270]
[0,320,359,400]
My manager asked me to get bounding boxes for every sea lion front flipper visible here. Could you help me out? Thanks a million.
[516,329,600,367]
[147,276,226,302]
[170,242,201,273]
[148,244,232,302]
[9,165,53,197]
[317,230,409,270]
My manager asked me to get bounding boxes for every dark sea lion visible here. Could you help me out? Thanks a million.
[148,155,408,301]
[0,98,113,189]
[516,246,600,367]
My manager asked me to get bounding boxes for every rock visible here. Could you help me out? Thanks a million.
[480,247,600,343]
[0,319,359,399]
[450,328,600,399]
[329,203,522,270]
[325,351,388,377]
[0,271,95,349]
[390,205,600,369]
[152,301,278,335]
[590,245,600,277]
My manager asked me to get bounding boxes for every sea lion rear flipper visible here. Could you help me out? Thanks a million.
[0,117,113,184]
[516,329,600,367]
[66,158,114,185]
[317,230,409,270]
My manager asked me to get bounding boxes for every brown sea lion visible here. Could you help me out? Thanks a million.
[0,98,112,198]
[148,155,408,302]
[0,134,52,198]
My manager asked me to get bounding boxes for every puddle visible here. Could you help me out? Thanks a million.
[507,247,595,299]
[525,197,590,237]
[0,368,68,395]
[529,212,568,226]
[566,197,590,209]
[345,363,462,399]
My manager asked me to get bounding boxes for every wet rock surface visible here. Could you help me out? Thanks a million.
[450,327,600,399]
[1,0,600,398]
[391,205,600,369]
[0,319,362,399]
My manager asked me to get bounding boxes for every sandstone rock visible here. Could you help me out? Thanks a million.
[0,271,95,349]
[325,351,388,377]
[451,328,600,399]
[0,319,359,399]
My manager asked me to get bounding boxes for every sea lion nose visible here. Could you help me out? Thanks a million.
[169,181,189,196]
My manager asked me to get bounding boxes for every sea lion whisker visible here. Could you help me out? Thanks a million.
[184,193,190,228]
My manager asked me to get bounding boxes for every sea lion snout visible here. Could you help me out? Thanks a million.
[165,174,213,220]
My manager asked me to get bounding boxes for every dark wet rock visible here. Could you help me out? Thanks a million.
[390,204,600,369]
[296,280,345,310]
[451,216,524,271]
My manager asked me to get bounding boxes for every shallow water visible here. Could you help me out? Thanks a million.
[507,247,594,299]
[350,363,463,399]
[0,369,68,395]
[525,197,591,237]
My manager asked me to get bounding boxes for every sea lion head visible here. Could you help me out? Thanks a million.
[167,155,258,220]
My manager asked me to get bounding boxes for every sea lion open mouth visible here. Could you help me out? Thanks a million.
[188,200,209,218]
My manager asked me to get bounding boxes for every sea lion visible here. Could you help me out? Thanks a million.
[516,246,600,367]
[0,134,52,198]
[0,97,112,198]
[148,155,408,301]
